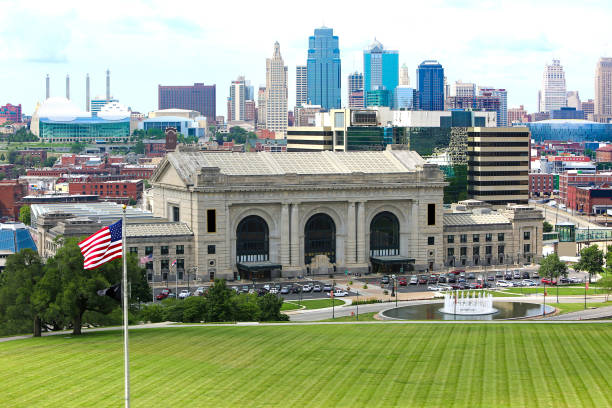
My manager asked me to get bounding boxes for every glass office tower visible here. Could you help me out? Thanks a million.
[307,27,341,109]
[417,60,444,111]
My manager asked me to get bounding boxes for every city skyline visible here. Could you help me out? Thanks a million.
[2,0,612,116]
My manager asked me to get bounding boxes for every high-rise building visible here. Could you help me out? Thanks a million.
[595,57,612,116]
[566,91,581,110]
[296,65,308,108]
[393,86,416,110]
[265,42,288,135]
[348,91,365,109]
[417,60,445,111]
[582,99,595,120]
[257,86,266,129]
[450,81,476,97]
[348,72,364,109]
[158,83,216,122]
[0,103,22,123]
[508,105,528,124]
[306,27,341,109]
[245,100,256,122]
[363,39,399,93]
[539,59,566,112]
[467,127,530,207]
[399,63,410,86]
[228,76,246,122]
[479,88,508,127]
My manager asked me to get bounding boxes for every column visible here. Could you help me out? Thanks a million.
[411,201,420,263]
[290,203,300,266]
[346,202,356,265]
[356,201,366,263]
[280,203,290,266]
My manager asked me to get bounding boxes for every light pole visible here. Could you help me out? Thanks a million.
[356,289,359,321]
[332,280,335,319]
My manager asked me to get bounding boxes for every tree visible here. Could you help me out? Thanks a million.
[539,253,567,303]
[0,153,5,162]
[7,149,18,164]
[575,245,604,284]
[70,142,85,154]
[0,249,46,336]
[205,279,234,322]
[597,276,612,301]
[19,205,31,226]
[43,157,56,167]
[133,141,145,154]
[543,221,553,233]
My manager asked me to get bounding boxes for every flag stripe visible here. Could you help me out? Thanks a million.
[79,220,123,270]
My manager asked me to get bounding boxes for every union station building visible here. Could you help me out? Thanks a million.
[147,146,447,280]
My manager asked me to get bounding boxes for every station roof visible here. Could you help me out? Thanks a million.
[444,212,511,227]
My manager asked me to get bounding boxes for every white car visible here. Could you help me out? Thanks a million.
[438,284,452,291]
[521,279,537,287]
[269,287,278,294]
[178,289,190,299]
[428,285,442,291]
[569,277,582,284]
[328,289,348,297]
[263,284,271,291]
[302,284,312,292]
[193,287,205,296]
[496,281,511,287]
[409,275,418,285]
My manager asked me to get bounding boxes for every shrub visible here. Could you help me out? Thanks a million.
[383,290,388,295]
[363,284,368,289]
[140,304,165,323]
[351,298,382,306]
[348,280,353,285]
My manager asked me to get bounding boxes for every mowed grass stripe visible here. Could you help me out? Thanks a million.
[1,324,612,407]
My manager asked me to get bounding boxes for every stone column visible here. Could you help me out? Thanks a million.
[290,203,300,266]
[346,201,356,264]
[411,201,420,264]
[356,201,366,263]
[280,203,290,266]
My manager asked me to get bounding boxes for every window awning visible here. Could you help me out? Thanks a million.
[370,256,415,265]
[237,261,282,272]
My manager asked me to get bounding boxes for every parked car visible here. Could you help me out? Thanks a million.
[241,285,250,293]
[522,271,531,279]
[513,271,521,279]
[505,273,513,280]
[313,285,322,292]
[468,283,482,289]
[256,288,268,296]
[428,275,439,283]
[323,284,333,292]
[438,283,452,291]
[193,287,205,296]
[302,284,312,292]
[418,275,428,284]
[328,289,348,297]
[409,275,418,285]
[398,278,407,286]
[447,275,457,283]
[381,276,390,284]
[269,287,278,294]
[487,275,495,281]
[560,277,570,284]
[496,281,511,287]
[156,289,171,300]
[178,289,190,299]
[438,274,447,283]
[280,286,290,294]
[291,286,301,294]
[495,271,503,278]
[451,269,465,275]
[532,271,540,278]
[248,288,256,294]
[569,277,582,284]
[467,273,476,280]
[541,278,557,285]
[263,284,271,291]
[522,279,537,287]
[428,285,442,291]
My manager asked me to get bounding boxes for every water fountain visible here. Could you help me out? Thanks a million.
[440,291,496,315]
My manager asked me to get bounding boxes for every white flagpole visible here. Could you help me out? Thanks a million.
[122,206,131,407]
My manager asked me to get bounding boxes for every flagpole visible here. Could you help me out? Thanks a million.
[122,205,131,408]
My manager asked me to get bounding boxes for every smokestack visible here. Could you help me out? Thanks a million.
[106,69,110,102]
[86,74,90,112]
[46,74,50,99]
[66,74,70,99]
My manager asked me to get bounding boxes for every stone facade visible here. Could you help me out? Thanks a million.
[148,147,447,280]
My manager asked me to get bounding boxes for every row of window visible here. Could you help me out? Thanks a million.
[145,259,185,271]
[447,232,530,243]
[129,245,185,255]
[447,244,531,257]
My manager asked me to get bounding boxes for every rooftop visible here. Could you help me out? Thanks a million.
[126,222,193,238]
[31,202,159,226]
[443,212,511,227]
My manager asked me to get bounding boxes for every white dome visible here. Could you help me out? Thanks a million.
[38,97,89,121]
[98,101,130,120]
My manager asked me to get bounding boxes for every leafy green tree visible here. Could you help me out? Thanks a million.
[0,153,5,162]
[133,141,145,154]
[575,245,604,284]
[43,157,56,167]
[7,149,18,164]
[70,142,85,153]
[205,279,234,322]
[0,249,46,336]
[597,276,612,301]
[539,253,567,303]
[543,221,553,233]
[19,205,31,225]
[258,293,287,321]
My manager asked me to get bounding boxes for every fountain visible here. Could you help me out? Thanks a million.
[440,291,496,315]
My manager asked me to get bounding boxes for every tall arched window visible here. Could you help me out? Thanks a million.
[370,211,400,256]
[304,213,336,265]
[236,215,269,263]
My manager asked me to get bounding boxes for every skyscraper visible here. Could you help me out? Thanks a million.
[399,63,410,86]
[158,83,216,122]
[265,42,288,135]
[348,72,364,108]
[539,59,566,112]
[479,87,508,127]
[417,60,444,111]
[306,27,341,109]
[363,39,399,93]
[228,76,246,122]
[296,65,308,108]
[450,81,476,98]
[595,57,612,116]
[566,91,581,110]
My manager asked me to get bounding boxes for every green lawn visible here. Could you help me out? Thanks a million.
[505,287,606,296]
[281,301,303,311]
[550,301,612,315]
[283,298,345,310]
[321,311,379,322]
[1,324,611,407]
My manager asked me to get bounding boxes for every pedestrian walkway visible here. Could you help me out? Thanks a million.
[544,305,612,321]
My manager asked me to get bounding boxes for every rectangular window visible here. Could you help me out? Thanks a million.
[524,244,531,254]
[498,233,505,242]
[460,247,467,256]
[460,234,467,243]
[486,245,492,255]
[524,231,531,240]
[129,247,138,254]
[176,245,184,255]
[207,209,216,233]
[447,235,454,244]
[161,259,169,271]
[172,206,180,222]
[177,258,184,271]
[473,234,480,243]
[473,246,480,256]
[161,246,169,255]
[145,246,153,255]
[447,248,454,257]
[208,245,216,254]
[428,236,435,245]
[427,204,435,225]
[146,261,153,270]
[498,245,505,254]
[485,233,492,242]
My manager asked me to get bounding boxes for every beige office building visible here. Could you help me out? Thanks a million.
[264,42,288,135]
[595,57,612,117]
[467,127,530,207]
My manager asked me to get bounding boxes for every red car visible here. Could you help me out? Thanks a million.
[541,278,557,285]
[156,289,171,300]
[450,269,465,275]
[398,278,407,286]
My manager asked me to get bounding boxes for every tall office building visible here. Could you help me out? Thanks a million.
[450,81,476,97]
[228,76,246,122]
[399,63,410,86]
[566,91,581,110]
[296,65,308,108]
[257,86,266,129]
[539,59,566,113]
[348,72,364,108]
[393,86,416,110]
[306,27,341,109]
[158,83,216,122]
[595,57,612,116]
[363,39,399,93]
[582,99,595,120]
[265,42,288,135]
[417,60,445,111]
[479,87,508,127]
[467,127,530,206]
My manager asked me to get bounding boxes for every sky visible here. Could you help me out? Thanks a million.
[1,0,611,117]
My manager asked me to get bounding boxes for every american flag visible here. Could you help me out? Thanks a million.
[79,220,123,270]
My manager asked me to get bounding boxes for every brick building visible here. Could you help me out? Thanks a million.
[20,150,47,162]
[596,145,612,162]
[0,103,22,123]
[68,180,143,203]
[559,171,612,206]
[0,180,27,219]
[567,185,612,213]
[529,173,554,196]
[120,165,157,179]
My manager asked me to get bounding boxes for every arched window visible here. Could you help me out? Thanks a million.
[236,215,269,263]
[304,213,336,265]
[370,211,400,256]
